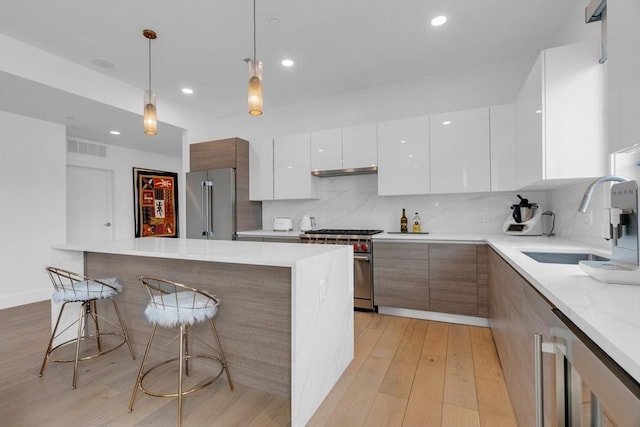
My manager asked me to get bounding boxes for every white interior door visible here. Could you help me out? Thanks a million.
[66,166,114,243]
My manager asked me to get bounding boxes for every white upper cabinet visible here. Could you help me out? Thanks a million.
[342,123,377,169]
[249,137,273,201]
[273,132,319,200]
[377,116,430,196]
[311,128,342,171]
[490,104,517,192]
[607,0,640,153]
[430,107,491,194]
[514,41,606,190]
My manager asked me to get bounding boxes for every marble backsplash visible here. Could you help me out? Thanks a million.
[261,174,625,250]
[262,174,549,235]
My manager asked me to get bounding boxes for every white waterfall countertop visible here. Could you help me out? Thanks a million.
[373,232,640,383]
[53,237,347,267]
[52,237,353,427]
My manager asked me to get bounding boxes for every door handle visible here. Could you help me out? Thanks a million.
[354,255,371,261]
[534,333,556,427]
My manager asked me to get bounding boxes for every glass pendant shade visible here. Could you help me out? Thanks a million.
[143,89,157,135]
[247,59,263,116]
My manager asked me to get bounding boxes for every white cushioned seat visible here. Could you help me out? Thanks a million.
[144,291,218,328]
[52,277,122,303]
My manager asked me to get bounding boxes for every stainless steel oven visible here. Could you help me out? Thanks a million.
[536,309,640,427]
[300,229,382,311]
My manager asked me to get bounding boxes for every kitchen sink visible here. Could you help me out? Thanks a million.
[522,251,610,265]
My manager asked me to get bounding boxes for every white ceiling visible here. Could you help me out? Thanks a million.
[0,0,577,157]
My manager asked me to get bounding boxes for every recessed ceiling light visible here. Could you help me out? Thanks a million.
[535,109,542,114]
[442,120,451,125]
[182,88,194,94]
[109,130,121,135]
[431,15,447,27]
[281,59,294,67]
[269,17,281,26]
[400,140,407,144]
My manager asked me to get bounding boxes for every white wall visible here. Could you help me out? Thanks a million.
[66,139,182,240]
[0,111,66,308]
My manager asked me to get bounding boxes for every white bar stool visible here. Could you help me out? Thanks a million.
[128,276,233,427]
[39,266,136,389]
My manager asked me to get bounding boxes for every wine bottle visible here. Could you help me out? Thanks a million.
[400,209,408,233]
[412,212,421,233]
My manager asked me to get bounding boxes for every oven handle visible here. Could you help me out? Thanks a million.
[354,255,371,261]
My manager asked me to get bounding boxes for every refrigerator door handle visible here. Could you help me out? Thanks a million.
[202,180,214,237]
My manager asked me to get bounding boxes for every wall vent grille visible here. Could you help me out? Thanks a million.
[67,138,107,158]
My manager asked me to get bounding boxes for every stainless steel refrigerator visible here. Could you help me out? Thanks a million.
[186,168,236,240]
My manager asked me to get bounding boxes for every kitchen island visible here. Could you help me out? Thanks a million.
[51,238,353,427]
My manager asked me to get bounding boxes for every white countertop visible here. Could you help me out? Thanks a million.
[373,232,640,383]
[53,237,350,268]
[237,230,303,238]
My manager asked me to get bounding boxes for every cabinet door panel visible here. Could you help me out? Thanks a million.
[342,123,377,169]
[488,248,557,427]
[429,244,478,316]
[377,116,430,196]
[273,133,318,199]
[489,104,517,192]
[249,137,273,201]
[311,128,342,171]
[430,108,491,194]
[373,242,429,311]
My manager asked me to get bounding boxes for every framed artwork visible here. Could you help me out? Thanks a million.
[133,167,179,238]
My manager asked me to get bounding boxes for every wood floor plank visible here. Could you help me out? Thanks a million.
[324,356,392,427]
[443,324,478,411]
[402,322,449,427]
[379,319,427,398]
[441,403,481,427]
[475,377,518,427]
[363,392,408,427]
[370,315,410,360]
[470,326,504,382]
[1,303,517,427]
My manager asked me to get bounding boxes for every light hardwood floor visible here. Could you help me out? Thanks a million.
[0,301,517,426]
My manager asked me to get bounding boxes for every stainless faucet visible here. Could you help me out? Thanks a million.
[577,175,630,213]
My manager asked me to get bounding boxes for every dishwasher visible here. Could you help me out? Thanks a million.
[535,309,640,427]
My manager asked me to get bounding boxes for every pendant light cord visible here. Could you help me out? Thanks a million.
[253,0,257,61]
[148,37,152,93]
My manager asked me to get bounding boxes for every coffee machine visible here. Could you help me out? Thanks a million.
[579,179,639,285]
[503,195,542,235]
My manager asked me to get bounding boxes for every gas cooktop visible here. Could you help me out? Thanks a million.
[303,229,384,236]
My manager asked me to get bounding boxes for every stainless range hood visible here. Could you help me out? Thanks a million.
[311,166,378,177]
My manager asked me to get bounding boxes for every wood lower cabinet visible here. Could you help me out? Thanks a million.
[373,241,429,311]
[488,248,557,427]
[429,244,478,316]
[373,241,487,317]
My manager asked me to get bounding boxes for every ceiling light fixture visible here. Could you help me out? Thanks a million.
[281,59,294,67]
[182,88,194,94]
[431,15,447,26]
[109,130,121,135]
[246,0,263,116]
[143,29,158,135]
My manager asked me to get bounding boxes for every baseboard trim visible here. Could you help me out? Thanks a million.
[377,306,490,327]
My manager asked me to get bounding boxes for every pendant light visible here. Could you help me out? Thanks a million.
[246,0,263,115]
[143,29,158,135]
